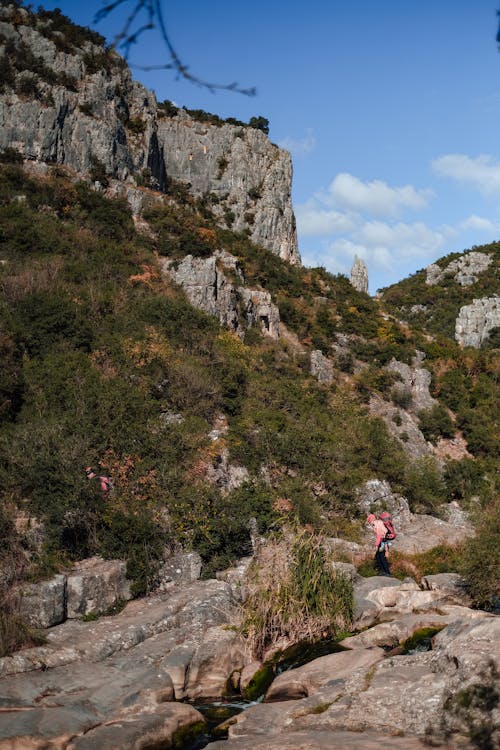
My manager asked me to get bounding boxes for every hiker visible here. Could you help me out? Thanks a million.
[378,510,396,559]
[85,466,112,495]
[366,513,391,576]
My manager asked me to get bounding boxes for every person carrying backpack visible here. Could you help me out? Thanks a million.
[366,513,391,576]
[378,510,396,559]
[86,466,112,496]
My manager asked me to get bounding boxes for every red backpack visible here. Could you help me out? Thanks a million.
[379,511,396,540]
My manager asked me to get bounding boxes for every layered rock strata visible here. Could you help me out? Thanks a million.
[0,4,299,263]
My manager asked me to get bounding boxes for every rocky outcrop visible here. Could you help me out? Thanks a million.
[156,551,202,591]
[354,480,474,555]
[455,295,500,348]
[210,594,498,750]
[0,4,299,264]
[1,556,497,750]
[426,251,493,286]
[350,254,369,293]
[386,354,437,413]
[161,251,280,339]
[0,576,249,748]
[17,574,66,629]
[368,353,442,457]
[158,112,299,264]
[15,558,131,628]
[66,556,131,618]
[310,349,334,384]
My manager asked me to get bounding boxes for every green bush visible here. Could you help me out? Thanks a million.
[402,457,447,513]
[418,404,455,444]
[459,498,500,611]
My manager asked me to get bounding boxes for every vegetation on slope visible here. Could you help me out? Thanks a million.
[379,242,500,340]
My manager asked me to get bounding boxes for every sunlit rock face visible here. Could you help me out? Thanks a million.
[0,4,300,265]
[350,255,369,293]
[455,296,500,348]
[426,251,493,287]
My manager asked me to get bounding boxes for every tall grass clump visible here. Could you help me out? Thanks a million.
[459,496,499,611]
[241,531,353,660]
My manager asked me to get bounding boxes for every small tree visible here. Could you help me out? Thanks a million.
[248,116,270,134]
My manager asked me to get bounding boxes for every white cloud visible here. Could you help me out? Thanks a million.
[355,221,447,258]
[326,173,432,216]
[432,154,500,197]
[297,167,499,292]
[295,202,356,236]
[459,215,500,233]
[278,129,316,157]
[296,172,433,238]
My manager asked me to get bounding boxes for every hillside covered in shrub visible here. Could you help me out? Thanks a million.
[0,4,498,661]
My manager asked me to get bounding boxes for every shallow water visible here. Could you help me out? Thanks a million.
[181,638,346,749]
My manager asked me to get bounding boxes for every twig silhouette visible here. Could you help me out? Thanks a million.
[94,0,256,95]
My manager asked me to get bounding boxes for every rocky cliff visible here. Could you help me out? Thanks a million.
[0,3,299,263]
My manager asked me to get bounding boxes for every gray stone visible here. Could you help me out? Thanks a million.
[16,574,66,628]
[350,254,369,293]
[310,350,334,385]
[369,393,431,458]
[0,5,299,265]
[264,647,384,701]
[426,251,493,287]
[66,556,131,618]
[206,448,250,492]
[421,573,471,606]
[161,251,280,340]
[386,357,438,413]
[157,551,202,590]
[157,113,299,264]
[206,729,440,750]
[455,295,500,348]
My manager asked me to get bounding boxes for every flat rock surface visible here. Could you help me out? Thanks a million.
[206,729,451,749]
[0,579,246,747]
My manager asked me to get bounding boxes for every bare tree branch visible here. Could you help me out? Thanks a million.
[94,0,256,96]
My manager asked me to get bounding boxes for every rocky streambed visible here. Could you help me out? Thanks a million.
[0,567,498,749]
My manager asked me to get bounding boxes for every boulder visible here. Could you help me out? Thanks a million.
[421,573,471,606]
[157,551,202,591]
[66,557,131,618]
[455,295,500,348]
[17,574,66,628]
[264,647,384,701]
[183,625,250,700]
[67,701,204,750]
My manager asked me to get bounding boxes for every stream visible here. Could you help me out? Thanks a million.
[181,638,347,749]
[179,629,439,749]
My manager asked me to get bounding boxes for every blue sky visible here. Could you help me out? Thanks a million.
[39,1,500,293]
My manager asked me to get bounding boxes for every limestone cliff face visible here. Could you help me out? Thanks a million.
[157,112,299,264]
[0,4,299,264]
[0,6,164,186]
[455,296,500,348]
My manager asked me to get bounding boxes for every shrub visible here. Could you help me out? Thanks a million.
[248,185,262,201]
[248,116,270,134]
[127,116,147,136]
[418,404,455,444]
[459,497,499,611]
[391,385,412,409]
[89,158,109,188]
[402,457,447,514]
[241,531,353,659]
[157,99,179,117]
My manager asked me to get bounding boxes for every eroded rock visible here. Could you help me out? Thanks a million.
[66,557,131,619]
